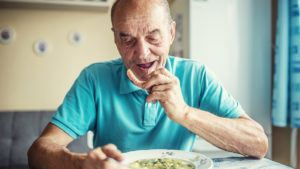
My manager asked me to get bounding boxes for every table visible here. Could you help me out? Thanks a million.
[200,150,293,169]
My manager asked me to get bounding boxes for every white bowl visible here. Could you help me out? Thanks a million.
[122,149,213,169]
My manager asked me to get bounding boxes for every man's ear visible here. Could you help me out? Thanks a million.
[170,21,176,45]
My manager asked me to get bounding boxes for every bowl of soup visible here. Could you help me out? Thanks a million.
[122,149,213,169]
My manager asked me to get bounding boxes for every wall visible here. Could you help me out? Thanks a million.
[189,0,272,134]
[0,3,119,111]
[169,0,189,59]
[170,0,272,156]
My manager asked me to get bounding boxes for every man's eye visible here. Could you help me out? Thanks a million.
[121,37,136,45]
[147,37,159,44]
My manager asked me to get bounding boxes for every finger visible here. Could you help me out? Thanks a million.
[151,83,173,92]
[142,73,172,90]
[127,69,145,87]
[85,147,127,169]
[85,148,108,168]
[146,90,168,103]
[142,67,175,89]
[101,144,124,162]
[160,68,174,78]
[88,147,107,161]
[151,67,173,78]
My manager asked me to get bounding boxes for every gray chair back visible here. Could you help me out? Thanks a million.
[0,111,90,169]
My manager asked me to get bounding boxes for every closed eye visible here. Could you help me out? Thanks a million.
[147,37,158,42]
[146,29,161,45]
[146,36,160,44]
[120,34,136,46]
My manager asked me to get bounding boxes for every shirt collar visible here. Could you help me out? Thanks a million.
[119,56,172,94]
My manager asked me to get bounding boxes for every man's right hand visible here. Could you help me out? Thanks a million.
[28,124,129,169]
[82,144,128,169]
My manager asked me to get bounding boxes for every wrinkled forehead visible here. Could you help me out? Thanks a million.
[116,16,161,32]
[113,8,168,35]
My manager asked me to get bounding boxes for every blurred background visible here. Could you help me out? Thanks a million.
[0,0,299,168]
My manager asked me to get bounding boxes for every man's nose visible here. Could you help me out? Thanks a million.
[134,39,150,59]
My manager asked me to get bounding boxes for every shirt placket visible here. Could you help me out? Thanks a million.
[143,101,158,126]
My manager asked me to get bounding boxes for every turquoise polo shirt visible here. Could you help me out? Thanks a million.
[50,56,244,153]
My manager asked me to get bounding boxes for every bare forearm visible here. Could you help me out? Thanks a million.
[179,107,268,158]
[28,137,86,169]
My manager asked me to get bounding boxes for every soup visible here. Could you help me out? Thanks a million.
[130,158,195,169]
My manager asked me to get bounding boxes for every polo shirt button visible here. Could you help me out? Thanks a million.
[148,103,152,107]
[138,90,143,95]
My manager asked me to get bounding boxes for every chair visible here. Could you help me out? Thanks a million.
[0,111,90,169]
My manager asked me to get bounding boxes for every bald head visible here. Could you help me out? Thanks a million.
[111,0,172,28]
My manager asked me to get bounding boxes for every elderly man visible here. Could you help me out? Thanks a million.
[28,0,268,169]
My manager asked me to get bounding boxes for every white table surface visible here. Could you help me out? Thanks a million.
[198,150,293,169]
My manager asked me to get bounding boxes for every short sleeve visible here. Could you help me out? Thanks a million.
[50,69,96,139]
[199,66,244,118]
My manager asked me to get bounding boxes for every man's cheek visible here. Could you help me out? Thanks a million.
[150,46,168,58]
[120,47,132,57]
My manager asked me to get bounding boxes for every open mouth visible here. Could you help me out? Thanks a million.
[136,61,155,70]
